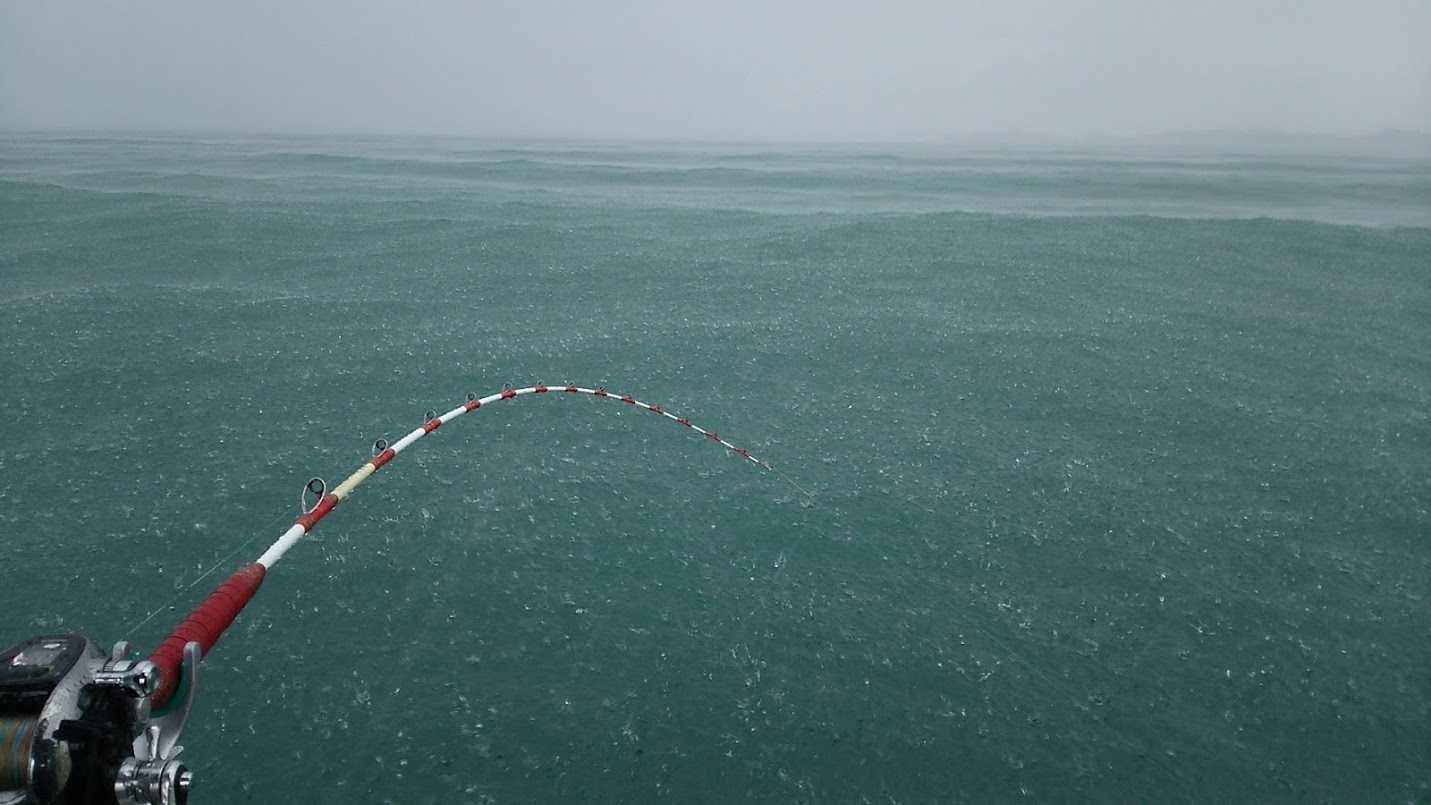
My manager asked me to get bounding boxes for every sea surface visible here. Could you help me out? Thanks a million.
[1,132,1427,803]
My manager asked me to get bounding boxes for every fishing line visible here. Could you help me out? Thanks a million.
[771,466,816,501]
[123,508,291,640]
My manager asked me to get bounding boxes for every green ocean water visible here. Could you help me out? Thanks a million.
[1,132,1427,803]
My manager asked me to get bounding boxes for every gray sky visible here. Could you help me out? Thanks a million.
[2,0,1428,141]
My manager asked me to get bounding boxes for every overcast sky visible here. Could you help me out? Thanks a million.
[2,1,1427,142]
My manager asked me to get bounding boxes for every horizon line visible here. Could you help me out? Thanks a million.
[4,125,1430,151]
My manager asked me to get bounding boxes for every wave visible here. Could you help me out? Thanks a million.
[5,133,1429,227]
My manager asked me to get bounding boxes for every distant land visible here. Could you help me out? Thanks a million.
[940,129,1431,158]
[4,127,1431,158]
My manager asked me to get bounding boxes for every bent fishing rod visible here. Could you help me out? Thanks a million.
[0,383,778,805]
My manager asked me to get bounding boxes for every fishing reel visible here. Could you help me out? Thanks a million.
[0,635,196,805]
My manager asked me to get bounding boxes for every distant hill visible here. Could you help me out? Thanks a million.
[937,129,1431,158]
[1119,129,1431,158]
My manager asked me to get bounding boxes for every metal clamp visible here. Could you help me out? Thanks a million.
[95,641,160,699]
[112,641,200,804]
[133,641,199,763]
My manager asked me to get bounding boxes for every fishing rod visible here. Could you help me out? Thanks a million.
[0,384,775,805]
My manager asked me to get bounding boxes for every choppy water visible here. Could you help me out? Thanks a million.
[1,132,1428,802]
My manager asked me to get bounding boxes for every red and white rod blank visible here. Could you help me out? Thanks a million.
[146,384,769,707]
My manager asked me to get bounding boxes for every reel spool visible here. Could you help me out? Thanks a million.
[0,635,189,805]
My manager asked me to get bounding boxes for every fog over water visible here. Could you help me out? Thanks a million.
[2,0,1429,141]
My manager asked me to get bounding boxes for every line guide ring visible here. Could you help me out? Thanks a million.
[301,478,326,513]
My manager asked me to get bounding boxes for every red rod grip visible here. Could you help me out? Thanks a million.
[148,561,267,708]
